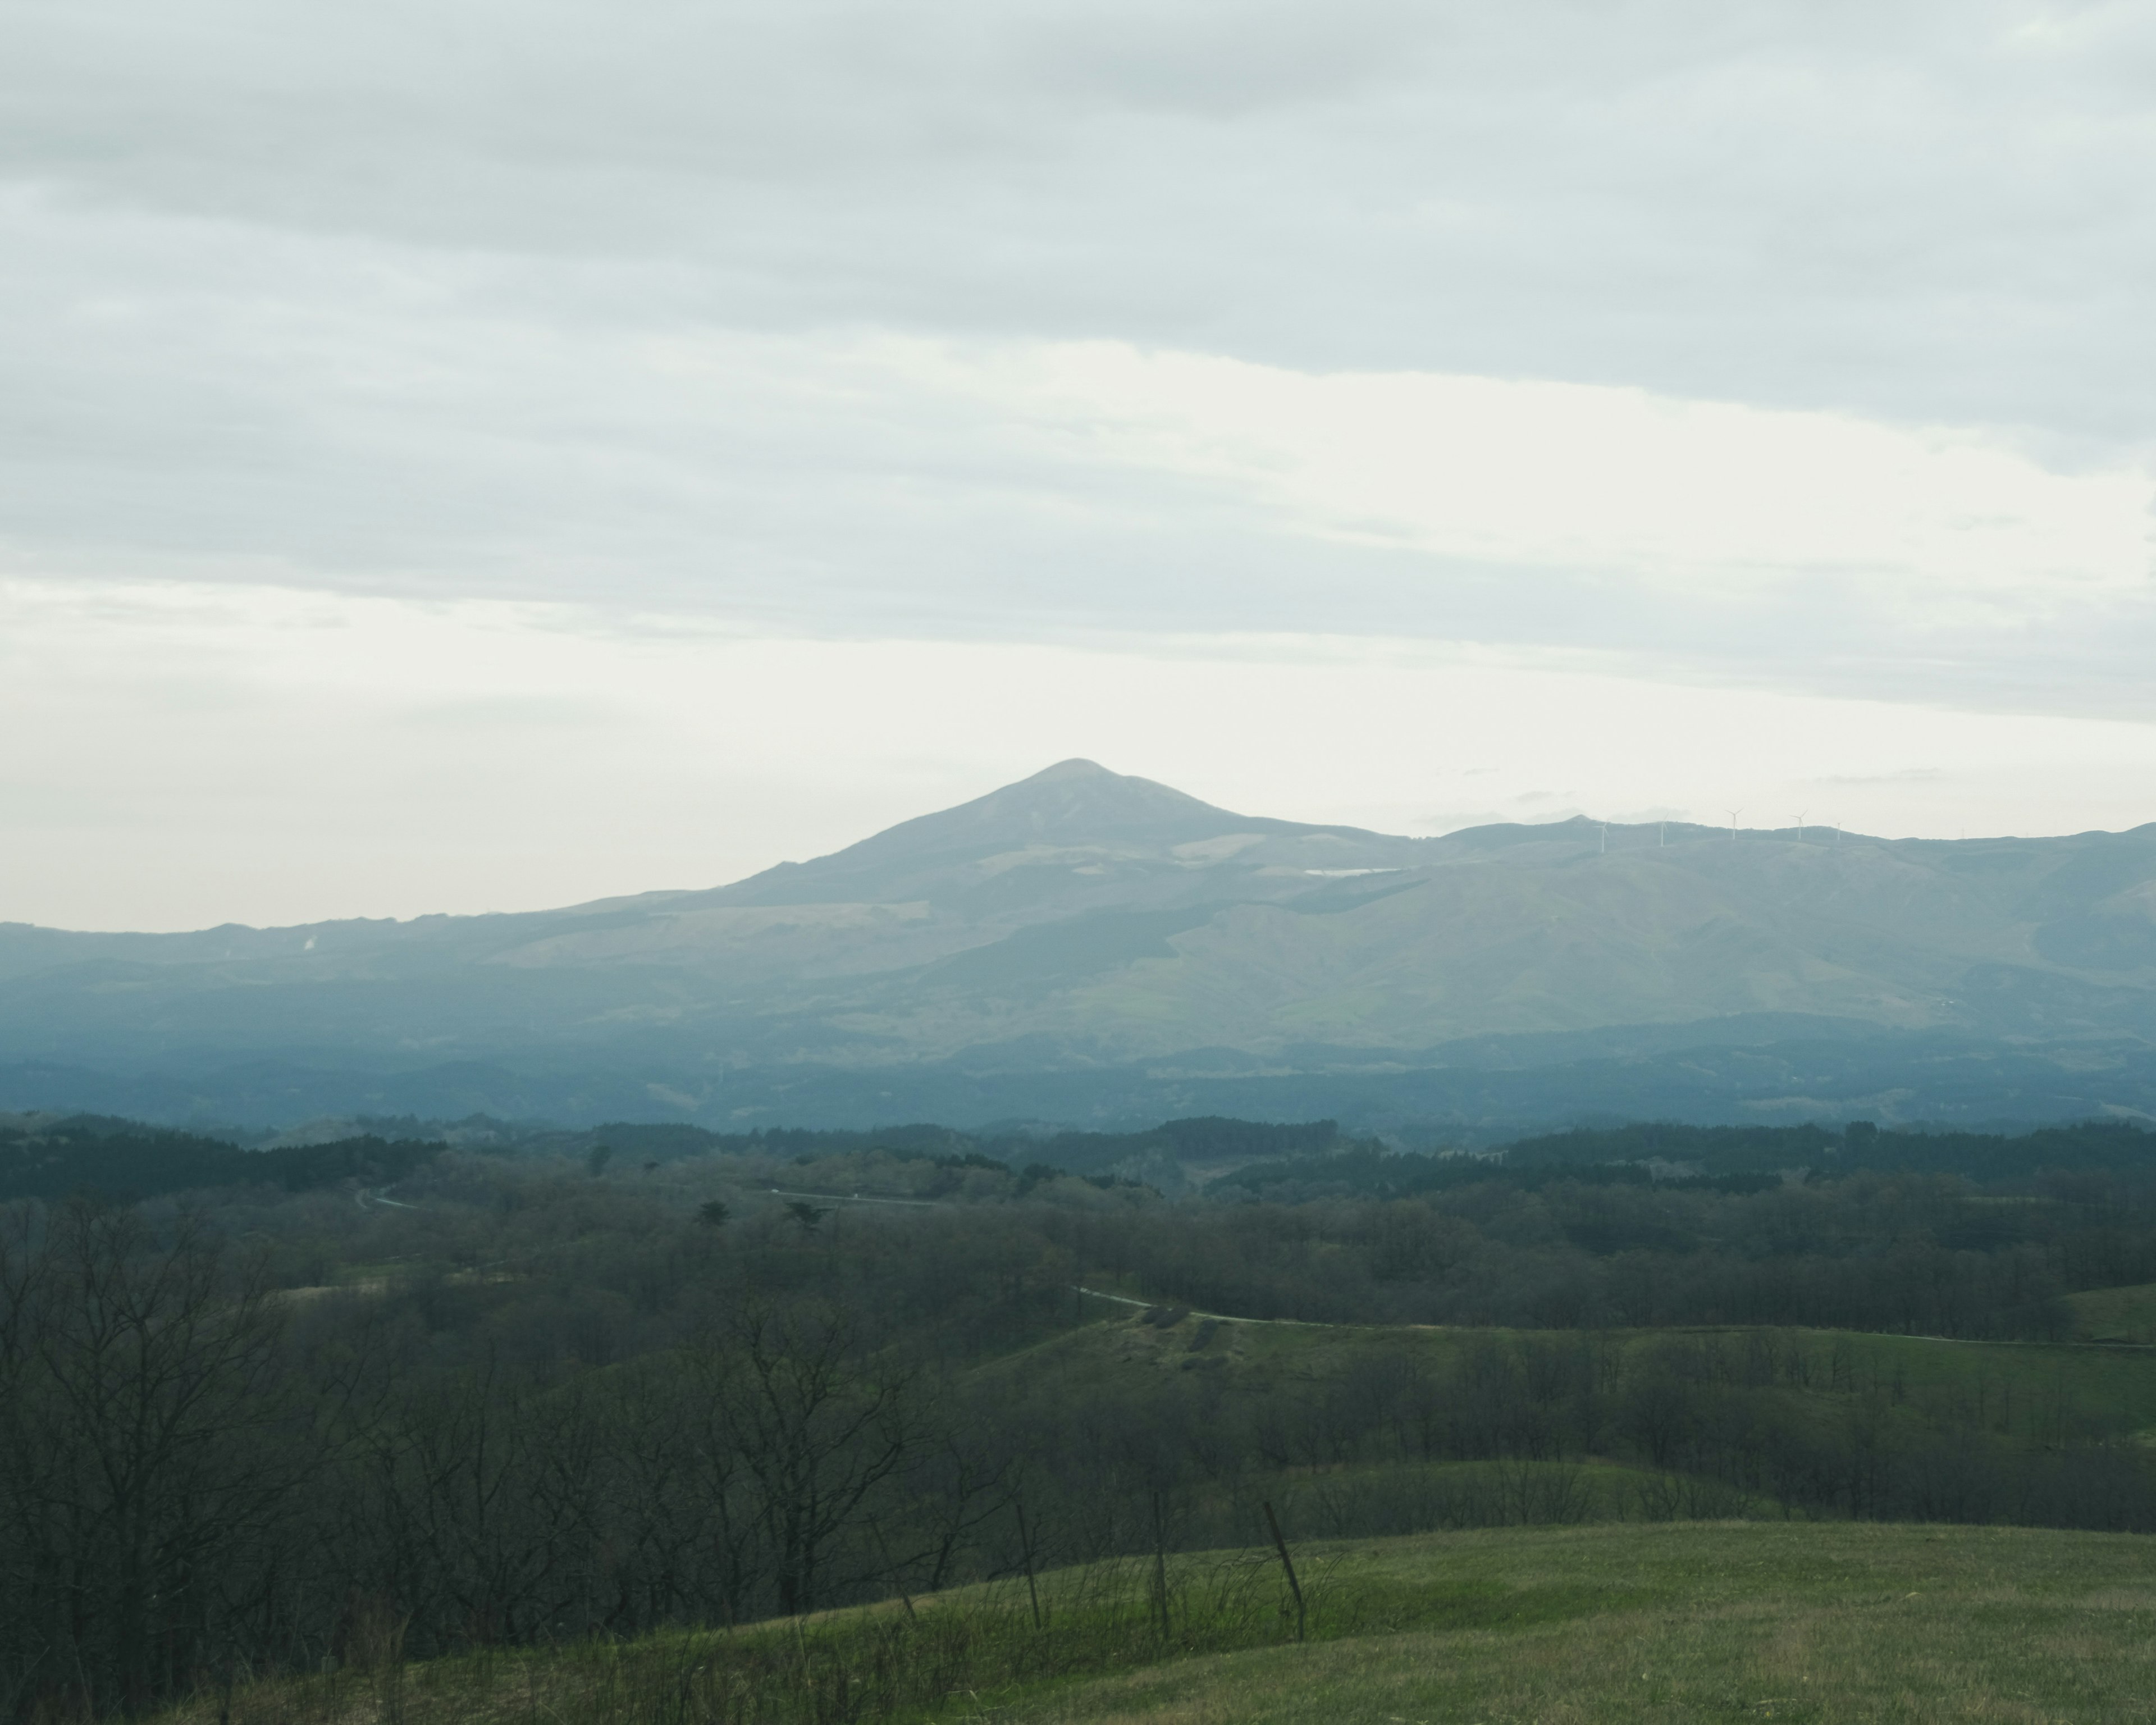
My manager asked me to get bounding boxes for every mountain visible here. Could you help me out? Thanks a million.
[4,759,2156,1131]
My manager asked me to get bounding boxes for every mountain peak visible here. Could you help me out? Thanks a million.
[712,760,1323,905]
[885,759,1237,850]
[1024,758,1113,782]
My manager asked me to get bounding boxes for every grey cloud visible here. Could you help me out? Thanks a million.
[394,695,628,730]
[5,0,2153,431]
[1805,768,1953,784]
[2,0,2154,723]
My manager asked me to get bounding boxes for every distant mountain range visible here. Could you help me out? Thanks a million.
[6,759,2156,1134]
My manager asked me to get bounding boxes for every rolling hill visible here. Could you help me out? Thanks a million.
[5,759,2156,1131]
[147,1521,2156,1725]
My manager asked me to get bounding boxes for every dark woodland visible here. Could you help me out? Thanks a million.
[7,1111,2156,1717]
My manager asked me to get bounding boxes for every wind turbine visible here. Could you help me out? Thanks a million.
[1726,807,1743,841]
[1795,811,1806,842]
[1600,822,1607,855]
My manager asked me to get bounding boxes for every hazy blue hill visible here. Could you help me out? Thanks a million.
[3,760,2156,1129]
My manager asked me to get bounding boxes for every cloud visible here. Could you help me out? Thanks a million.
[905,339,2153,617]
[3,194,2151,713]
[7,2,2153,421]
[1804,768,1952,785]
[395,695,625,731]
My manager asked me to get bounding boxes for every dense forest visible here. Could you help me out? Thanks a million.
[7,1110,2156,1717]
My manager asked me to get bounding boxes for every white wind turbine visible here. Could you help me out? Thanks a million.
[1726,807,1743,841]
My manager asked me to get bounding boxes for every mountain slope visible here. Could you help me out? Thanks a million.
[3,760,2156,1125]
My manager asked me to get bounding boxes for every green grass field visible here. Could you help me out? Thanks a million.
[159,1521,2156,1725]
[1022,1522,2156,1725]
[2066,1283,2156,1347]
[1021,1308,2156,1449]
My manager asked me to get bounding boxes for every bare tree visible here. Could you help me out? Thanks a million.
[0,1199,296,1715]
[705,1301,916,1617]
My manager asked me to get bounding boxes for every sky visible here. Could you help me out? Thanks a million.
[4,0,2154,930]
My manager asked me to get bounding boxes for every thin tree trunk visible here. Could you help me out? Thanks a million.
[1262,1500,1305,1642]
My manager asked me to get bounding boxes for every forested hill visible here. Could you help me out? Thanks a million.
[1221,1117,2156,1200]
[0,1111,1342,1203]
[18,1096,2156,1714]
[1508,1117,2156,1183]
[553,1112,2156,1200]
[10,1106,2156,1210]
[0,1115,439,1204]
[19,1097,2156,1715]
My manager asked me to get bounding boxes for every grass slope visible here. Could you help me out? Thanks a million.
[1029,1522,2156,1725]
[162,1523,2156,1724]
[2066,1283,2156,1347]
[1022,1307,2156,1449]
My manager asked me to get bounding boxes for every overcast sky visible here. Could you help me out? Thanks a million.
[4,0,2154,929]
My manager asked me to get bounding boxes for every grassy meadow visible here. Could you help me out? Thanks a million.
[153,1521,2156,1725]
[1016,1306,2156,1450]
[2066,1283,2156,1348]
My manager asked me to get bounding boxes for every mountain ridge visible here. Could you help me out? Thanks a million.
[4,760,2156,1130]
